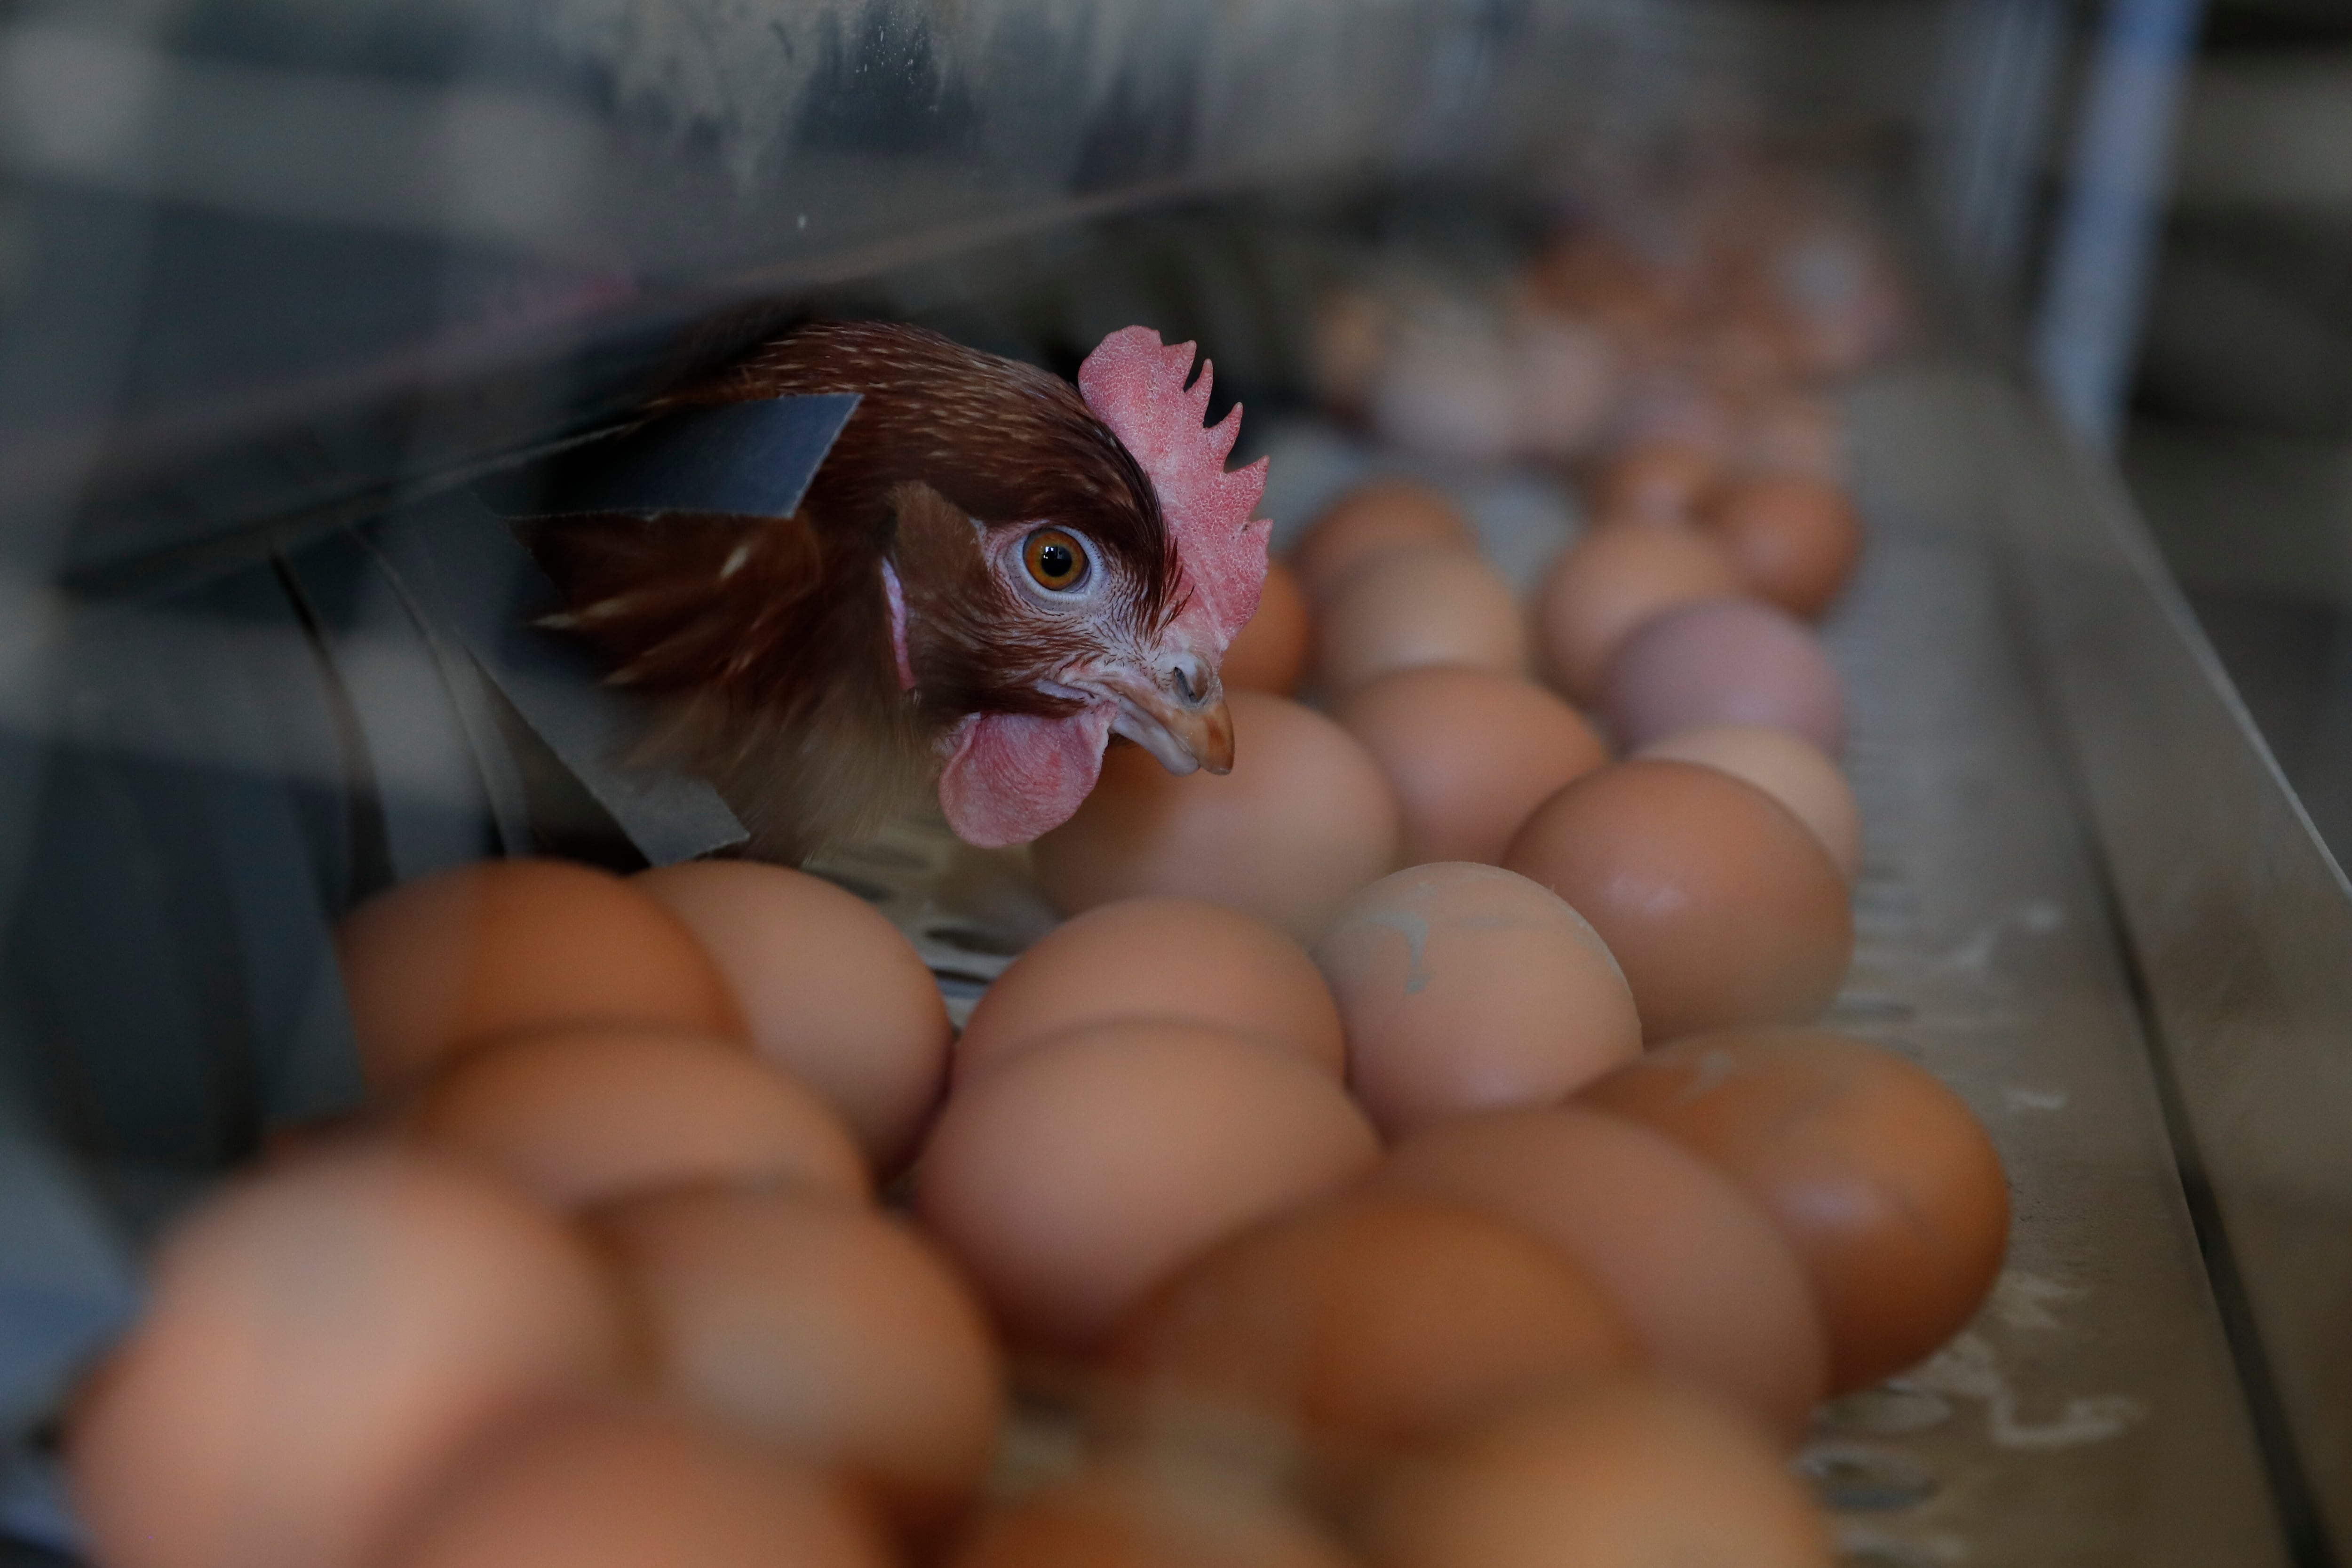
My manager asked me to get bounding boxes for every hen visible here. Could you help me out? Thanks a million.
[534,322,1271,860]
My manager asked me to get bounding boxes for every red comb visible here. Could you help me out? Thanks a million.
[1079,327,1271,651]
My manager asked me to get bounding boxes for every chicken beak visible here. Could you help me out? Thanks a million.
[1106,671,1235,778]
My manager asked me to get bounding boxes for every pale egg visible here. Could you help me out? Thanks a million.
[1314,865,1640,1136]
[1601,597,1847,755]
[1633,724,1860,881]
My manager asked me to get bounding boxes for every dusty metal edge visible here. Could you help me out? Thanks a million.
[1977,359,2352,1563]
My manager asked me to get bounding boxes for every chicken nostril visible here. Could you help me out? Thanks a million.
[1167,655,1216,708]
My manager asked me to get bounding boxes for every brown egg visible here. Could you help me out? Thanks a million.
[1602,597,1847,755]
[1635,724,1861,880]
[914,1020,1379,1352]
[1373,1108,1827,1444]
[68,1146,626,1568]
[1735,393,1844,482]
[1333,669,1609,866]
[1222,561,1313,696]
[1033,693,1398,943]
[380,1402,891,1568]
[1288,480,1476,603]
[1313,549,1527,693]
[1362,1379,1831,1568]
[1509,316,1615,460]
[1101,1194,1638,1450]
[1529,527,1743,701]
[1591,440,1719,522]
[589,1185,1002,1532]
[401,1026,869,1209]
[1579,1029,2010,1393]
[1501,761,1851,1042]
[1313,866,1640,1137]
[337,860,743,1093]
[957,898,1343,1083]
[946,1460,1356,1568]
[1313,287,1397,419]
[1698,474,1862,619]
[634,860,949,1175]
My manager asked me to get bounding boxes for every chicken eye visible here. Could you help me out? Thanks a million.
[1022,529,1089,592]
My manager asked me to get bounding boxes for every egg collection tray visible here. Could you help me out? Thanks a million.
[805,360,2295,1567]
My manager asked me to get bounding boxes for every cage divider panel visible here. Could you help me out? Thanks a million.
[375,495,747,867]
[279,528,502,885]
[0,1438,85,1565]
[4,752,254,1210]
[0,1440,85,1565]
[192,739,366,1130]
[0,1061,141,1447]
[349,528,539,864]
[493,393,861,522]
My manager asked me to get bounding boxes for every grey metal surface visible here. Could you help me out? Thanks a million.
[1986,354,2352,1559]
[1811,362,2286,1565]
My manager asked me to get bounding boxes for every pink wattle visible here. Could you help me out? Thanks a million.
[1078,327,1272,653]
[937,704,1118,848]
